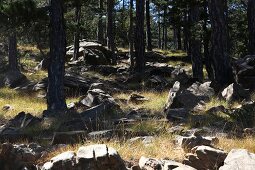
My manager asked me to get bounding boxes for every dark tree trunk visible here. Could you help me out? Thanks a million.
[163,7,167,50]
[209,0,234,87]
[158,10,161,49]
[134,0,145,73]
[177,25,182,50]
[107,0,116,64]
[8,33,18,71]
[146,0,152,51]
[97,0,104,44]
[183,10,189,51]
[73,3,81,61]
[248,0,255,55]
[129,0,134,69]
[47,0,67,111]
[203,0,214,80]
[173,26,178,50]
[189,5,203,81]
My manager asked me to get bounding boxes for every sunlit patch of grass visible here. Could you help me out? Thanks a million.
[251,92,255,101]
[21,57,39,69]
[38,134,184,164]
[0,87,46,118]
[129,119,171,135]
[0,88,81,119]
[18,44,41,54]
[217,137,255,153]
[154,49,187,58]
[205,97,229,110]
[113,91,168,115]
[23,70,48,82]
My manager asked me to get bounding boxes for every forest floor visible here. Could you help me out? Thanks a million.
[0,45,255,168]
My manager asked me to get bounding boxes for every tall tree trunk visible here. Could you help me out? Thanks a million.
[97,0,104,43]
[183,10,189,52]
[107,0,116,64]
[47,0,67,111]
[163,7,167,50]
[146,0,152,51]
[189,5,203,81]
[8,32,18,71]
[158,10,161,49]
[203,0,214,80]
[209,0,234,87]
[177,25,182,50]
[134,0,145,73]
[248,0,255,55]
[129,0,134,69]
[73,3,81,61]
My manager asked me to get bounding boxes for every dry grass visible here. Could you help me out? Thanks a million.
[113,91,168,115]
[0,87,46,118]
[154,49,187,58]
[23,70,48,82]
[18,44,41,54]
[218,137,255,153]
[0,88,80,119]
[38,134,185,164]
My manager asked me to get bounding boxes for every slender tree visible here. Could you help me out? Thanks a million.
[8,32,18,71]
[129,0,134,68]
[208,0,234,87]
[248,0,255,55]
[189,3,203,81]
[134,0,145,73]
[97,0,104,43]
[73,0,81,61]
[146,0,152,51]
[47,0,67,111]
[158,10,161,49]
[107,0,116,64]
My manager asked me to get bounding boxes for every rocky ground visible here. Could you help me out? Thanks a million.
[0,42,255,170]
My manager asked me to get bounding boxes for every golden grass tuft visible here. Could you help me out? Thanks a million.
[38,135,184,164]
[113,91,168,115]
[217,137,255,153]
[0,88,46,118]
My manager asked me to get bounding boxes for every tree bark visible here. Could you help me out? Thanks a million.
[134,0,145,73]
[97,0,104,44]
[163,7,167,50]
[208,0,234,87]
[146,0,152,51]
[129,0,134,69]
[47,0,67,111]
[107,0,116,64]
[203,0,214,80]
[189,5,203,81]
[8,32,18,71]
[248,0,255,55]
[73,2,81,61]
[177,25,182,50]
[158,10,161,49]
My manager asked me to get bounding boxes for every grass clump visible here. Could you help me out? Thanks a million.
[113,91,168,116]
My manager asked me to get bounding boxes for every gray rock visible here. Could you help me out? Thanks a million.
[176,135,219,152]
[2,104,13,111]
[219,149,255,170]
[183,145,227,170]
[129,136,155,145]
[165,81,214,112]
[76,144,126,170]
[166,108,189,122]
[221,83,249,102]
[42,151,76,170]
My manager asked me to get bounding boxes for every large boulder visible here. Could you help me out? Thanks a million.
[165,81,214,112]
[183,145,227,170]
[221,83,249,102]
[219,149,255,170]
[176,134,219,152]
[138,156,195,170]
[76,144,126,169]
[0,143,45,170]
[234,55,255,90]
